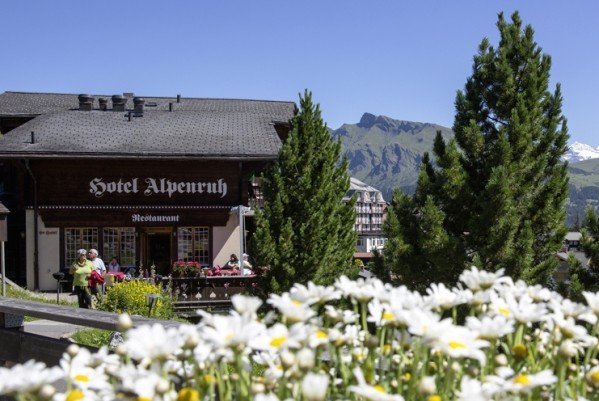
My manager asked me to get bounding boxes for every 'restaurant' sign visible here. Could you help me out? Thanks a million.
[89,177,228,199]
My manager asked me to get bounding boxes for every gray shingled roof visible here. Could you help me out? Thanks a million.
[0,92,295,159]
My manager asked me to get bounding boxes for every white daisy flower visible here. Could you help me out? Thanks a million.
[335,275,377,302]
[60,347,110,391]
[268,293,316,323]
[424,283,469,311]
[290,282,341,305]
[459,266,508,291]
[0,360,63,395]
[122,324,184,362]
[583,291,599,316]
[254,393,280,401]
[301,372,329,401]
[231,294,263,315]
[490,292,546,324]
[431,324,489,364]
[466,315,514,340]
[456,376,490,401]
[486,367,556,394]
[201,312,266,351]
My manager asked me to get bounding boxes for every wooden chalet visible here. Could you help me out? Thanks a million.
[0,92,294,290]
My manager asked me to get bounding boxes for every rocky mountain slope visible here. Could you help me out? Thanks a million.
[332,113,453,201]
[333,113,597,227]
[567,158,599,225]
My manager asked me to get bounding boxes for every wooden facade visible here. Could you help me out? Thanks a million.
[11,158,267,288]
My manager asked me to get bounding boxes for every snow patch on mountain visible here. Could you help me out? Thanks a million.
[563,142,599,163]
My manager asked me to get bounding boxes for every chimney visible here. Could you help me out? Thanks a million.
[112,95,126,112]
[78,94,94,111]
[133,97,145,114]
[98,98,107,111]
[176,94,181,103]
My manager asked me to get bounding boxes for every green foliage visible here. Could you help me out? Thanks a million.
[250,90,357,295]
[71,328,112,348]
[98,279,174,318]
[381,11,569,289]
[3,282,77,307]
[570,207,599,295]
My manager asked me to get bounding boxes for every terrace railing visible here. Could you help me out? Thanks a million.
[161,275,258,314]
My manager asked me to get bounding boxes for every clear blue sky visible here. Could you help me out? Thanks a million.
[2,1,597,144]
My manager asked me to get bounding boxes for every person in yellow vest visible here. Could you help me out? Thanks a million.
[69,248,93,308]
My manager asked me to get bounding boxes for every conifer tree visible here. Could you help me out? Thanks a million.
[250,91,357,295]
[381,12,569,287]
[570,207,599,296]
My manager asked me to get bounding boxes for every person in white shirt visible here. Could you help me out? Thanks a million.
[88,249,106,274]
[242,253,253,275]
[88,249,106,295]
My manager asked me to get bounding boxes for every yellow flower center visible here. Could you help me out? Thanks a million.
[428,396,442,401]
[498,307,511,316]
[73,374,90,383]
[177,388,200,401]
[292,300,302,306]
[382,311,395,320]
[270,336,287,348]
[373,385,386,393]
[589,370,599,384]
[513,374,530,385]
[383,344,392,354]
[316,330,328,339]
[138,397,152,401]
[401,372,411,382]
[66,390,85,401]
[512,344,528,359]
[203,374,216,384]
[449,341,466,349]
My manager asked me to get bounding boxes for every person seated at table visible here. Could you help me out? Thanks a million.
[107,257,120,273]
[223,254,240,269]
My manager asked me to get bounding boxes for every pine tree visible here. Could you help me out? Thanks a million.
[573,207,599,294]
[250,91,357,295]
[381,12,569,288]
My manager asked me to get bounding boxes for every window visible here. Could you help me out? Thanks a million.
[103,227,136,268]
[357,238,363,247]
[64,228,98,268]
[177,227,210,266]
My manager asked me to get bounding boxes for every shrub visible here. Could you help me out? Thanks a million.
[98,279,174,318]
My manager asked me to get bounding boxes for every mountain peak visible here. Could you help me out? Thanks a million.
[564,142,599,163]
[358,112,377,128]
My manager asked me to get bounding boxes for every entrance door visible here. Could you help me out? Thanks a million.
[144,229,172,276]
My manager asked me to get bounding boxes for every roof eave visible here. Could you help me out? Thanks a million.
[0,152,278,161]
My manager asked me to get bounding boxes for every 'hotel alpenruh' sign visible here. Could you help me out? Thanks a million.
[89,177,228,198]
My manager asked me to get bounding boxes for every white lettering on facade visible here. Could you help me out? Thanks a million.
[90,177,227,198]
[131,214,180,223]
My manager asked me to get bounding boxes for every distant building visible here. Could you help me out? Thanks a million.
[555,231,589,283]
[564,231,582,251]
[344,177,387,262]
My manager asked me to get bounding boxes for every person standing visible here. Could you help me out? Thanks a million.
[88,249,106,274]
[69,249,93,308]
[88,249,106,296]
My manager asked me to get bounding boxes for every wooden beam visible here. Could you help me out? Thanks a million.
[0,298,181,331]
